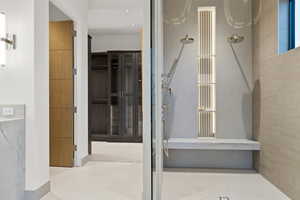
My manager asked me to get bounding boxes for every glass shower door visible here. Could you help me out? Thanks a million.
[151,0,164,199]
[143,0,164,199]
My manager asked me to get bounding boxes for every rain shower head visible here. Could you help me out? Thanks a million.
[227,34,244,44]
[181,35,194,44]
[163,34,195,89]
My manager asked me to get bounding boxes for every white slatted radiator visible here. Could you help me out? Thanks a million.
[198,7,216,138]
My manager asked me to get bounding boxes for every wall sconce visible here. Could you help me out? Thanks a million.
[0,12,16,68]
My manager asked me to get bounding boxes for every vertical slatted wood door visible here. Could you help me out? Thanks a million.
[49,21,74,167]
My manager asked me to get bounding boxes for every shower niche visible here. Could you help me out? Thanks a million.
[197,7,216,138]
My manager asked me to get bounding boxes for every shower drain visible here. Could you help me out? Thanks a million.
[219,197,230,200]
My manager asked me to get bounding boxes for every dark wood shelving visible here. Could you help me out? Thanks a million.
[91,65,108,71]
[89,49,143,148]
[88,49,110,154]
[111,93,118,97]
[90,134,142,143]
[92,98,108,104]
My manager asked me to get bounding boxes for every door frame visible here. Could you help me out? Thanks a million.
[49,0,163,197]
[142,0,152,199]
[49,0,79,166]
[143,0,164,199]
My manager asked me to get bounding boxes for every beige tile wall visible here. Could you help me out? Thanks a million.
[253,0,300,199]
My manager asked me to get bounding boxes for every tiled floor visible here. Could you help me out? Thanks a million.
[42,142,290,200]
[42,142,143,200]
[162,169,291,200]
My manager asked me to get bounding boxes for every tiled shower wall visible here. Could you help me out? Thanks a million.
[253,0,300,199]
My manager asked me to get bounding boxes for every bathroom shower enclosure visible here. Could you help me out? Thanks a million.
[145,0,261,199]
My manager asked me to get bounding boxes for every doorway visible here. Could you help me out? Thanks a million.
[86,0,145,199]
[88,50,143,148]
[49,2,75,167]
[45,1,151,199]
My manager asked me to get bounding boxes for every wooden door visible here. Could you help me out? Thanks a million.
[49,21,74,167]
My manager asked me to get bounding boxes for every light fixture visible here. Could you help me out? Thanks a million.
[0,12,6,67]
[0,12,16,67]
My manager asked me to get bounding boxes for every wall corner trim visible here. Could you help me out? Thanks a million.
[25,181,51,200]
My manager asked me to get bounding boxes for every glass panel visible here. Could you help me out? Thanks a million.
[151,4,158,193]
[110,54,121,135]
[137,53,143,137]
[151,0,164,199]
[122,54,136,137]
[160,0,263,199]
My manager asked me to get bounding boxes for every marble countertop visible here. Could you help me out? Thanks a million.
[0,117,24,123]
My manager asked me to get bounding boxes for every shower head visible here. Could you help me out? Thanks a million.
[164,34,194,89]
[227,34,244,44]
[180,35,194,44]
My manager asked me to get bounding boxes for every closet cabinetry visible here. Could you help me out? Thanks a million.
[89,50,142,148]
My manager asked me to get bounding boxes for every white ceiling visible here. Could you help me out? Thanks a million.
[88,0,144,35]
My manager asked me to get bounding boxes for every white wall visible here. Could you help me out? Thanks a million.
[0,0,88,191]
[50,0,89,168]
[49,2,70,21]
[164,0,252,140]
[0,0,45,191]
[91,33,141,52]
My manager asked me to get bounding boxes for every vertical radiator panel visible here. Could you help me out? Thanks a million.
[198,7,216,138]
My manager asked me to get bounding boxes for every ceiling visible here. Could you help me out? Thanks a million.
[88,0,144,35]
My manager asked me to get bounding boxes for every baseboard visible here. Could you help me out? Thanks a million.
[81,155,90,166]
[25,181,50,200]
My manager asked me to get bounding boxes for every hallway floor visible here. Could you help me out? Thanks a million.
[42,142,290,200]
[42,142,143,200]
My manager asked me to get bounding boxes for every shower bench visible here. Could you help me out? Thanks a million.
[164,138,260,169]
[165,138,260,151]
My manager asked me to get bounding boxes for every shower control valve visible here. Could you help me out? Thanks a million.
[162,104,168,111]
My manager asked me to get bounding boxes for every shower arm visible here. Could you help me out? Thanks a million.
[162,43,185,89]
[229,43,252,92]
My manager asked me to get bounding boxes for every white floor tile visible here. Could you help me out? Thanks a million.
[43,161,143,200]
[90,142,143,163]
[42,142,290,200]
[162,169,291,200]
[42,142,143,200]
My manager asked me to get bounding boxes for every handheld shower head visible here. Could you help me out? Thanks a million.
[228,34,244,44]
